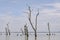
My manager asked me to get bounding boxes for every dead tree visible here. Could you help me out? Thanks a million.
[5,23,10,40]
[5,27,8,36]
[24,24,29,40]
[47,22,51,40]
[6,22,11,36]
[21,28,24,35]
[27,6,39,40]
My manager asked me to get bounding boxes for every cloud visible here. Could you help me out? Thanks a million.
[38,2,60,16]
[0,16,27,32]
[25,2,60,32]
[0,2,60,32]
[0,11,27,32]
[53,3,60,8]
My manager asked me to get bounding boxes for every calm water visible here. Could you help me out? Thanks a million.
[0,33,60,40]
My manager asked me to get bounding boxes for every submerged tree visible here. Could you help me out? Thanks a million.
[5,22,11,36]
[24,24,29,40]
[47,22,51,40]
[27,6,39,40]
[7,23,11,36]
[20,28,24,36]
[5,23,10,40]
[5,27,8,36]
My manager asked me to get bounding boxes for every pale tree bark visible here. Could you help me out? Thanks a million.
[27,6,39,40]
[7,23,11,36]
[5,23,10,40]
[35,11,39,40]
[47,22,51,40]
[24,24,29,40]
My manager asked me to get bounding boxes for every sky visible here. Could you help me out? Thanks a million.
[0,0,60,32]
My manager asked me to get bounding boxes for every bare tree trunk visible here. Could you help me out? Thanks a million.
[24,24,29,40]
[35,10,39,40]
[27,6,39,40]
[35,30,37,40]
[48,22,51,40]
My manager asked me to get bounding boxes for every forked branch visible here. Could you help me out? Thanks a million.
[28,6,35,31]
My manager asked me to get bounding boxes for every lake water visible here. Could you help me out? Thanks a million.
[0,33,60,40]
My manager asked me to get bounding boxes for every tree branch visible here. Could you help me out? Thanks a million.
[29,18,35,30]
[28,6,35,31]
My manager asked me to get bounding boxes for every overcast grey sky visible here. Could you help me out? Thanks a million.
[0,0,60,32]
